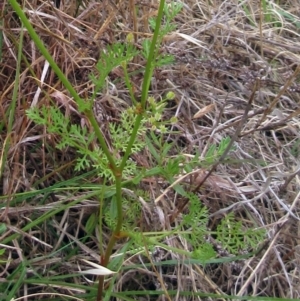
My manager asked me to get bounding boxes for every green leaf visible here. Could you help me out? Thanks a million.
[0,223,7,235]
[161,142,173,157]
[91,43,138,98]
[192,243,216,261]
[216,212,266,254]
[163,2,183,20]
[142,39,151,58]
[156,54,175,67]
[85,213,97,235]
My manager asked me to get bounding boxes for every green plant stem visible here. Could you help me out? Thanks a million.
[8,0,87,111]
[101,176,123,269]
[140,0,165,107]
[9,28,24,126]
[97,1,166,299]
[120,0,166,169]
[10,1,166,300]
[122,62,137,105]
[0,23,23,178]
[97,175,122,301]
[8,0,118,173]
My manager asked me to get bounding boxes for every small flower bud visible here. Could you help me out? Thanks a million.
[170,116,178,124]
[148,96,155,105]
[166,91,175,100]
[126,32,134,44]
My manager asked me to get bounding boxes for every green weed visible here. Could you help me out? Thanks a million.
[3,0,268,300]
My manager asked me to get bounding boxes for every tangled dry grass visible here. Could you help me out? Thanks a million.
[1,0,300,300]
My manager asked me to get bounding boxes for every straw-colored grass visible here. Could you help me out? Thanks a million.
[1,0,300,300]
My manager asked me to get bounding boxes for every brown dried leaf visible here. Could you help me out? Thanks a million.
[193,103,215,119]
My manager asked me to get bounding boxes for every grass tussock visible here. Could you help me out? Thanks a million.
[1,0,300,300]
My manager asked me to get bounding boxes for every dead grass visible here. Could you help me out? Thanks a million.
[1,0,300,300]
